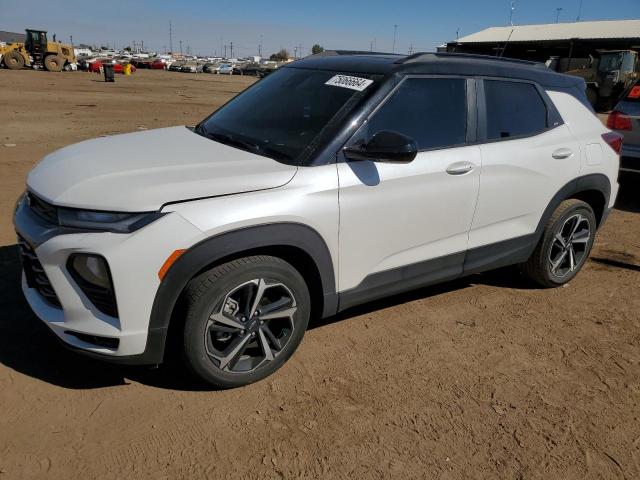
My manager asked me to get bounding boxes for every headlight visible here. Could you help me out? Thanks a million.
[58,208,165,233]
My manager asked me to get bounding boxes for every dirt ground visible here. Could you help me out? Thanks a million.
[0,69,639,480]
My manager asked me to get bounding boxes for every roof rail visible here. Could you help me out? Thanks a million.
[315,50,402,57]
[397,52,546,68]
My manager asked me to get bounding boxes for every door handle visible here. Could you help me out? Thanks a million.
[552,148,574,159]
[446,162,475,175]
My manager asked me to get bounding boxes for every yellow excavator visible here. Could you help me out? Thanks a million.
[0,29,76,71]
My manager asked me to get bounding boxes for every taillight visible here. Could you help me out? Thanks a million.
[602,131,623,155]
[606,110,632,131]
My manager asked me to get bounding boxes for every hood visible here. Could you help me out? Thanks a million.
[27,126,297,211]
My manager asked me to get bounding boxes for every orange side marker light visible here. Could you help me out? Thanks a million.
[158,249,186,280]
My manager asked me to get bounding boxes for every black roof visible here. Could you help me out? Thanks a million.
[288,51,582,89]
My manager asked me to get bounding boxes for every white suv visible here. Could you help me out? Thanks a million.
[14,52,621,388]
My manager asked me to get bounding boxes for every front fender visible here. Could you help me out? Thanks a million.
[145,222,338,363]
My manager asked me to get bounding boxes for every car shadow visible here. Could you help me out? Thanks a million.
[590,257,640,272]
[0,244,208,391]
[0,243,534,391]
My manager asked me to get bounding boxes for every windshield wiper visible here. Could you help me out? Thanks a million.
[197,125,291,162]
[208,131,257,155]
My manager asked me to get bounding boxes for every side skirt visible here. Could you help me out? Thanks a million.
[336,234,537,313]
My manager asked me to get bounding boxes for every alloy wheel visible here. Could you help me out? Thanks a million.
[204,278,297,373]
[548,213,591,278]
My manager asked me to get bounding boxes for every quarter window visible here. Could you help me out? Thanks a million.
[484,80,548,140]
[366,78,467,150]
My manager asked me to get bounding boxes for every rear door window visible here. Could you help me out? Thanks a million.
[483,80,548,140]
[366,77,468,150]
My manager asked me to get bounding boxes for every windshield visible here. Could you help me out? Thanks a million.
[196,67,379,165]
[598,53,624,72]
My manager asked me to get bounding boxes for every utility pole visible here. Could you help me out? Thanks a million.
[370,39,373,52]
[169,21,173,53]
[294,46,298,59]
[179,40,183,55]
[555,7,563,23]
[576,0,583,21]
[456,28,460,40]
[259,34,263,57]
[392,24,398,53]
[141,40,144,52]
[224,44,227,58]
[70,35,73,45]
[509,1,515,25]
[408,42,413,54]
[230,41,233,58]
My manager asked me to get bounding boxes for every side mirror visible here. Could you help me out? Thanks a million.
[343,130,418,163]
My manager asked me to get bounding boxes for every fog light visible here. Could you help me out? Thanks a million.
[67,254,118,317]
[70,254,111,288]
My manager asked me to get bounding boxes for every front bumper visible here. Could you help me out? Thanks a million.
[14,197,204,364]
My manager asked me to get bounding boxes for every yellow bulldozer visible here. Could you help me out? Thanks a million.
[0,29,76,72]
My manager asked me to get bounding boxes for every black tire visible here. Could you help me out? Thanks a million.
[44,55,64,72]
[522,199,596,287]
[182,256,310,389]
[3,51,25,70]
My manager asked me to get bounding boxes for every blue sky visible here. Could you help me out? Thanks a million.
[1,0,638,56]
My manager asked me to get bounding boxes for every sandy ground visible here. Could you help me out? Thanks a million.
[0,69,639,479]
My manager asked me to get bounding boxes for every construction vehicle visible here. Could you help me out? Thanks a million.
[0,29,76,72]
[547,50,639,110]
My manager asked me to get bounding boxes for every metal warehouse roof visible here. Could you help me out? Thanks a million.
[0,31,26,44]
[455,19,640,44]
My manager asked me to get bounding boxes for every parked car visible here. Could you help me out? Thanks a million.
[607,79,640,175]
[181,61,204,73]
[203,62,220,74]
[87,59,136,74]
[217,63,234,74]
[14,52,620,388]
[130,58,151,69]
[149,59,167,70]
[168,60,185,72]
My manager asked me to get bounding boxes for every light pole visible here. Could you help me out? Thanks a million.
[509,1,515,26]
[392,24,397,53]
[556,7,563,23]
[576,0,583,21]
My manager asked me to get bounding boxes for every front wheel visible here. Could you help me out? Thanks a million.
[3,51,25,70]
[522,199,596,287]
[44,55,64,72]
[182,256,310,388]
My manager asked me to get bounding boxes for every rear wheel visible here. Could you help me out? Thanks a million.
[182,256,310,388]
[3,51,25,70]
[44,55,64,72]
[522,199,596,287]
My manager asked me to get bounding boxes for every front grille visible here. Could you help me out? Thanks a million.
[27,192,59,224]
[17,235,62,308]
